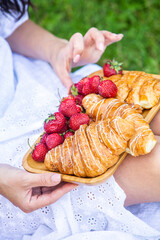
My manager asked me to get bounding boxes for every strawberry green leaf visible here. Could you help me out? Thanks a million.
[71,84,78,96]
[100,76,104,82]
[45,114,56,123]
[109,59,123,73]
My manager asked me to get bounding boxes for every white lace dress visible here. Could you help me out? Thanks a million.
[0,10,160,240]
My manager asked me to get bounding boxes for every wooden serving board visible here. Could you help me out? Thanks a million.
[23,71,160,185]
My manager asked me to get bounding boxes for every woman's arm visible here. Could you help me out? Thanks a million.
[6,19,68,64]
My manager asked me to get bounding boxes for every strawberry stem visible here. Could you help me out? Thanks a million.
[27,138,34,151]
[68,129,75,133]
[100,76,104,82]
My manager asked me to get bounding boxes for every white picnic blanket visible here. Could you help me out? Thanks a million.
[0,9,160,240]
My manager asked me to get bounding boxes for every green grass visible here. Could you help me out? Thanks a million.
[29,0,160,74]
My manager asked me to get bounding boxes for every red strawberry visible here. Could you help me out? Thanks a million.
[40,132,48,145]
[61,95,76,102]
[103,59,122,77]
[81,79,92,95]
[58,123,68,134]
[74,83,78,88]
[46,133,64,150]
[76,77,90,95]
[69,113,90,131]
[98,80,118,98]
[76,76,101,96]
[74,94,84,106]
[59,99,80,118]
[32,143,48,162]
[64,131,75,139]
[44,112,67,134]
[89,75,101,93]
[76,105,82,113]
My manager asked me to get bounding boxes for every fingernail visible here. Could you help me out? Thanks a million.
[73,54,80,63]
[112,33,123,38]
[117,33,124,38]
[51,174,61,184]
[98,43,104,51]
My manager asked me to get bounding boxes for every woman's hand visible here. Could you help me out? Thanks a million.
[50,28,123,91]
[7,21,123,91]
[0,164,77,213]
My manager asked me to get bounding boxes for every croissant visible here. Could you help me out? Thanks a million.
[44,116,135,177]
[82,94,157,156]
[91,70,160,109]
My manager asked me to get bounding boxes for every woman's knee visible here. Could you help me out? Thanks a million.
[114,135,160,205]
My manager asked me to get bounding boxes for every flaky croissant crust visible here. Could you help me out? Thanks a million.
[44,116,135,177]
[89,70,160,109]
[82,94,157,157]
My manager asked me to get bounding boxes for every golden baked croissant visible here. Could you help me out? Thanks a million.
[82,94,157,156]
[44,116,135,177]
[90,70,160,109]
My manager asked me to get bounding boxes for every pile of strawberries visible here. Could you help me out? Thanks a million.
[74,74,118,98]
[31,95,90,162]
[31,59,122,162]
